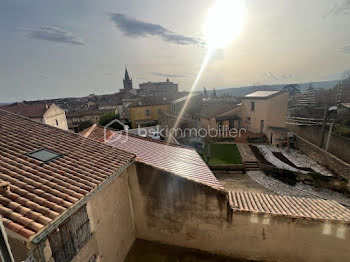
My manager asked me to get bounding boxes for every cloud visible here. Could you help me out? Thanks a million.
[340,45,350,54]
[281,73,293,79]
[20,26,85,45]
[325,0,350,18]
[150,72,185,78]
[109,13,204,46]
[262,72,279,81]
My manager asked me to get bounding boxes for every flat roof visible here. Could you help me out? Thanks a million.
[244,91,283,99]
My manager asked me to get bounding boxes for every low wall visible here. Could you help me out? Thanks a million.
[208,164,245,172]
[295,135,350,181]
[287,124,350,163]
[129,162,350,262]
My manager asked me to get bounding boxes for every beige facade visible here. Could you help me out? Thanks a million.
[240,91,288,135]
[42,104,69,131]
[129,104,170,128]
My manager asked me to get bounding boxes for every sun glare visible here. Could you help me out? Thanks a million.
[204,0,245,50]
[168,0,246,143]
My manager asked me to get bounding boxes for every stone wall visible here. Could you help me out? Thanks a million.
[128,162,350,262]
[287,124,350,163]
[295,135,350,181]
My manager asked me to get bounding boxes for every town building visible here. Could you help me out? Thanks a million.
[123,68,133,91]
[128,98,170,128]
[66,109,115,131]
[1,102,68,130]
[139,78,178,97]
[240,90,289,143]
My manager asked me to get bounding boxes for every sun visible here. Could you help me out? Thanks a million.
[204,0,245,50]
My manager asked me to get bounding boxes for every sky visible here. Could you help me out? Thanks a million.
[1,0,350,102]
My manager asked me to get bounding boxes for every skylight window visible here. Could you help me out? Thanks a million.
[27,148,62,164]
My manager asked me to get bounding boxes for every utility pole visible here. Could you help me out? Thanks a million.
[319,104,328,148]
[0,217,15,262]
[325,121,334,152]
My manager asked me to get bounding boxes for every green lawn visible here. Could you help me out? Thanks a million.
[334,124,350,138]
[204,143,242,165]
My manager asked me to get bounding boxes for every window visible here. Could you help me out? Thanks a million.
[251,101,255,111]
[56,119,59,126]
[158,108,162,114]
[49,206,92,262]
[246,116,251,123]
[145,109,150,116]
[27,148,62,164]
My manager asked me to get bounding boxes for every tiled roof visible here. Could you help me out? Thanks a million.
[0,110,135,239]
[81,124,115,143]
[229,191,350,222]
[83,126,224,190]
[0,103,50,118]
[66,109,114,118]
[186,102,237,119]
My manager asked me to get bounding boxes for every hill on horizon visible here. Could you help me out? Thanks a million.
[207,80,340,97]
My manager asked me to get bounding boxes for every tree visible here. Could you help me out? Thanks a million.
[99,112,123,130]
[76,121,93,133]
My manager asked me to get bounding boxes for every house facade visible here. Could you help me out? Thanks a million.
[1,102,68,130]
[129,103,170,128]
[66,109,115,131]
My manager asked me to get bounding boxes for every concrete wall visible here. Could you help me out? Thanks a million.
[43,104,69,131]
[129,162,350,262]
[295,135,350,181]
[129,104,170,128]
[287,124,350,164]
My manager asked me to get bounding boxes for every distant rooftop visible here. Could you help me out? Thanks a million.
[0,102,52,118]
[245,90,283,99]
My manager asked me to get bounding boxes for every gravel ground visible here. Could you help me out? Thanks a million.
[213,171,276,195]
[256,145,333,176]
[247,171,350,207]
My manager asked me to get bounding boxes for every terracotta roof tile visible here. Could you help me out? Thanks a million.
[0,109,135,239]
[229,191,350,222]
[83,125,224,190]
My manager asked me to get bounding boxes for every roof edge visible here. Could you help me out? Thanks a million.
[31,158,135,244]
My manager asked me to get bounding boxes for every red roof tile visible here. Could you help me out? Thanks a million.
[83,125,224,190]
[229,191,350,222]
[0,109,135,239]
